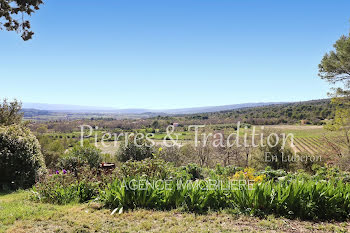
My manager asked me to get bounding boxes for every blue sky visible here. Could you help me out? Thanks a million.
[1,0,349,109]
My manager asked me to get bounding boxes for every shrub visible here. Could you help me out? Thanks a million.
[258,166,287,181]
[231,167,266,183]
[181,163,203,180]
[312,165,350,182]
[116,136,154,162]
[0,99,23,126]
[159,146,184,166]
[37,135,65,169]
[58,156,81,173]
[297,152,322,172]
[214,164,243,177]
[70,145,102,168]
[259,133,294,170]
[119,158,189,180]
[101,153,114,163]
[59,145,102,173]
[0,125,46,190]
[32,168,100,204]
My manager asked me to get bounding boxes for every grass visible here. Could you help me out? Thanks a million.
[1,191,350,232]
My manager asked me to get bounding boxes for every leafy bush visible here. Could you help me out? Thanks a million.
[312,165,350,182]
[213,164,243,177]
[158,146,184,166]
[0,125,46,190]
[70,145,102,168]
[258,166,288,181]
[37,134,76,169]
[116,136,154,162]
[181,164,203,180]
[259,133,294,170]
[0,98,23,126]
[32,168,100,204]
[59,145,102,173]
[120,158,190,180]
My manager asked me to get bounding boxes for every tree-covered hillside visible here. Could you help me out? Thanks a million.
[182,99,335,125]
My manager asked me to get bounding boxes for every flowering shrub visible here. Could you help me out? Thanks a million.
[231,168,265,183]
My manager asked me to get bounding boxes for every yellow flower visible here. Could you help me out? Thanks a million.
[158,147,163,152]
[253,174,265,183]
[230,167,265,183]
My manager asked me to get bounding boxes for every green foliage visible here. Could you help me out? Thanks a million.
[0,125,46,190]
[116,136,154,162]
[260,134,294,170]
[319,29,350,155]
[31,158,350,221]
[0,99,23,126]
[312,165,350,182]
[181,163,204,180]
[258,166,287,181]
[319,33,350,86]
[121,158,171,179]
[99,176,350,220]
[59,144,102,172]
[0,0,43,40]
[32,169,100,204]
[37,135,67,169]
[58,156,81,173]
[119,158,190,180]
[213,164,243,177]
[233,179,350,220]
[69,145,102,168]
[184,99,334,125]
[324,107,350,154]
[99,178,233,213]
[101,153,114,163]
[325,108,350,131]
[151,120,159,129]
[36,124,48,134]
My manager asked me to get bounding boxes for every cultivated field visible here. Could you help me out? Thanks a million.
[264,125,344,154]
[94,125,341,156]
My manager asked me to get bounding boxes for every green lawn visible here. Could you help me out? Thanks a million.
[0,191,349,233]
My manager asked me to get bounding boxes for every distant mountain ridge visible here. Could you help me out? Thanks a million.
[22,102,286,115]
[23,103,117,112]
[158,102,286,114]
